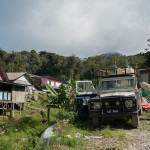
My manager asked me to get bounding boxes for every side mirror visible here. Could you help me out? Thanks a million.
[137,82,141,89]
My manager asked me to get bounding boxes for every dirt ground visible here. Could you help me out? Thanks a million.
[126,117,150,150]
[85,115,150,150]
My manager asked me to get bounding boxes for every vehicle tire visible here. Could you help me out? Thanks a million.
[132,115,139,128]
[92,117,101,127]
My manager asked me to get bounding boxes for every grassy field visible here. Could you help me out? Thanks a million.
[0,109,48,150]
[0,100,150,150]
[0,100,79,150]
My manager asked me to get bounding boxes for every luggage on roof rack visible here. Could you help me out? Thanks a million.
[97,67,135,77]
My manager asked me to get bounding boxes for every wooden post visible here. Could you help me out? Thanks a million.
[13,103,14,118]
[4,103,6,115]
[5,103,7,115]
[46,105,51,124]
[10,103,12,117]
[22,103,24,110]
[20,103,22,114]
[3,102,4,121]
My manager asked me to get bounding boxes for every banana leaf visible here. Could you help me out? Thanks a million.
[46,84,58,97]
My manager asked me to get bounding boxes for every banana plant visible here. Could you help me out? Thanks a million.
[46,84,58,97]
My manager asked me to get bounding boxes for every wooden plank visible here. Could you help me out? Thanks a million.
[0,108,6,110]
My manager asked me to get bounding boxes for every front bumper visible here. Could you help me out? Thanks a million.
[89,111,138,118]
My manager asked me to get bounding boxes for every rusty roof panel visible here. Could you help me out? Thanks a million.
[6,72,25,80]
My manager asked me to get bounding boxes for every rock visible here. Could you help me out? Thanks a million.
[66,135,72,139]
[75,133,82,138]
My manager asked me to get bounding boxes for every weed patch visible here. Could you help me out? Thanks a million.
[102,127,126,141]
[0,110,48,150]
[142,111,150,118]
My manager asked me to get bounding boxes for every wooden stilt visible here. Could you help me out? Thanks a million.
[10,103,12,117]
[5,103,7,115]
[4,103,6,115]
[20,103,22,114]
[13,103,14,118]
[22,103,24,110]
[3,102,4,121]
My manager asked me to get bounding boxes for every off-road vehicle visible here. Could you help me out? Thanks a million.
[76,81,96,117]
[88,68,142,128]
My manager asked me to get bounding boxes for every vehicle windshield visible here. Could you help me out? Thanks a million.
[76,81,96,95]
[100,78,135,93]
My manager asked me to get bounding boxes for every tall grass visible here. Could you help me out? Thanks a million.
[0,110,48,150]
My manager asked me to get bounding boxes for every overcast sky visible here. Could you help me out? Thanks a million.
[0,0,150,58]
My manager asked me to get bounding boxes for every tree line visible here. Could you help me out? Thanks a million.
[0,48,149,81]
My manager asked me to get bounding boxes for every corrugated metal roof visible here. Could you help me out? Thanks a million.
[6,72,42,91]
[29,74,68,84]
[6,72,26,80]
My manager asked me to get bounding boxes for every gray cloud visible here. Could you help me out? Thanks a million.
[0,0,150,57]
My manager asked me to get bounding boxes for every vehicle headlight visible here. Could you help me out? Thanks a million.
[125,100,133,108]
[104,102,109,106]
[116,101,121,106]
[93,102,101,109]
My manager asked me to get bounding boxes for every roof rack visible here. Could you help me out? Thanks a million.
[96,67,135,78]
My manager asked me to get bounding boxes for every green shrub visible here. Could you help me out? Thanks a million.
[56,109,77,121]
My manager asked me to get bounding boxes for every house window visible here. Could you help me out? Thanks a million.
[51,81,54,86]
[4,92,7,100]
[0,92,3,100]
[47,81,50,84]
[0,91,12,101]
[8,93,11,100]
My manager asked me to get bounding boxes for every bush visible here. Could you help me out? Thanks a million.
[56,109,77,121]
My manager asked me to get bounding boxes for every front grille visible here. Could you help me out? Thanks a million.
[101,97,124,114]
[102,101,123,107]
[100,96,137,114]
[101,97,123,108]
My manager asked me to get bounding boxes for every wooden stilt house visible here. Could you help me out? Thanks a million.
[0,62,41,117]
[0,62,27,117]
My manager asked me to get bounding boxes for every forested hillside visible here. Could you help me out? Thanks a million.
[0,49,148,81]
